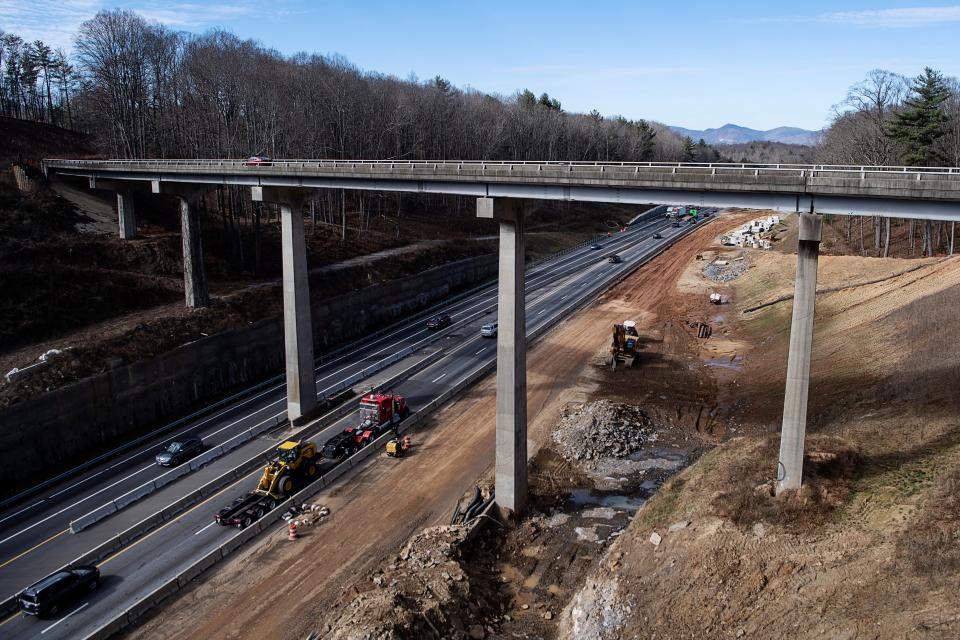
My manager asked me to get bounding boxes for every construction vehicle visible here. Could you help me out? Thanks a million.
[323,393,411,459]
[609,320,641,370]
[215,440,319,528]
[386,434,412,458]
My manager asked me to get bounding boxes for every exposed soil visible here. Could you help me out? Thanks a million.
[125,211,745,640]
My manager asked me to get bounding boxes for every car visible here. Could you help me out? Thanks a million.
[426,314,452,330]
[589,243,602,250]
[156,436,204,466]
[243,154,272,166]
[672,221,680,228]
[607,254,621,264]
[653,232,663,240]
[18,566,100,617]
[480,322,498,338]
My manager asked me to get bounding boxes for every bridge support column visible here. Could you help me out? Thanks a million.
[253,186,317,424]
[116,190,137,240]
[776,212,822,494]
[478,197,528,517]
[151,181,209,308]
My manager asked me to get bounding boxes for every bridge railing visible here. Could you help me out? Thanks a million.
[42,158,960,180]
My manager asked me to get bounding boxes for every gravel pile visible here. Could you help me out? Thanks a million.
[552,400,653,463]
[703,258,748,282]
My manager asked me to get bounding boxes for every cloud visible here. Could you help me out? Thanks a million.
[132,2,254,29]
[761,5,960,28]
[0,0,102,50]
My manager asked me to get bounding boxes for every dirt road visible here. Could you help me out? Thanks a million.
[129,213,752,640]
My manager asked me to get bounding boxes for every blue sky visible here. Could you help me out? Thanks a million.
[2,0,959,130]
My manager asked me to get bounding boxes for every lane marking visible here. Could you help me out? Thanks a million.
[41,602,88,634]
[97,474,248,568]
[194,521,218,536]
[0,528,68,570]
[431,373,447,383]
[0,502,42,527]
[537,309,545,315]
[0,464,155,547]
[6,228,642,520]
[474,348,486,356]
[0,611,20,628]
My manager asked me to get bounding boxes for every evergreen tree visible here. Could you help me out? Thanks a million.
[887,67,951,166]
[682,136,696,161]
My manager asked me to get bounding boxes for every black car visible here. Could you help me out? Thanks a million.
[607,254,621,263]
[589,243,602,250]
[426,314,452,330]
[156,436,204,467]
[672,221,681,228]
[18,566,100,617]
[653,232,663,239]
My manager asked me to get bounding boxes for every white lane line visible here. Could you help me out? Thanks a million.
[41,602,88,634]
[474,347,486,356]
[0,502,42,527]
[431,373,447,383]
[561,295,568,300]
[194,521,218,536]
[0,463,155,546]
[537,309,545,315]
[4,230,646,531]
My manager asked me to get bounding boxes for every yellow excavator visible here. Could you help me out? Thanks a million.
[256,440,319,498]
[609,320,640,370]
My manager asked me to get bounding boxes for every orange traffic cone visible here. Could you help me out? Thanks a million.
[402,435,412,450]
[288,521,298,540]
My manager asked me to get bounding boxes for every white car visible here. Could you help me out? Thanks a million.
[480,322,498,338]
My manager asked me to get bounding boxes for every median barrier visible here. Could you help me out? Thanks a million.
[78,228,702,638]
[178,547,223,588]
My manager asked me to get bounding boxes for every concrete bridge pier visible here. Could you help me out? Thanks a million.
[252,186,318,424]
[776,212,823,494]
[116,190,137,240]
[151,181,210,308]
[478,197,529,517]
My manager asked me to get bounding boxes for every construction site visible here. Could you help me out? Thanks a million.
[104,207,959,640]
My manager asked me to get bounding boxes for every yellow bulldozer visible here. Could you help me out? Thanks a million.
[609,320,640,370]
[256,440,319,498]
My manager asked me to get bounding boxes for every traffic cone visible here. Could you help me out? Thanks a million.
[288,521,298,540]
[402,435,412,450]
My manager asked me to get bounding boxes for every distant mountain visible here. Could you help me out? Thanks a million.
[669,123,821,146]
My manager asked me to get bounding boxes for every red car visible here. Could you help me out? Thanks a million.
[243,155,272,167]
[426,314,452,330]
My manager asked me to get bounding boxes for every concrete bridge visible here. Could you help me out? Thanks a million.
[41,159,960,515]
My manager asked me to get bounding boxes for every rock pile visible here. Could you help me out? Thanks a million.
[553,400,653,463]
[321,524,504,640]
[703,256,748,283]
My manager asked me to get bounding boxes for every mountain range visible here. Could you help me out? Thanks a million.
[669,123,821,146]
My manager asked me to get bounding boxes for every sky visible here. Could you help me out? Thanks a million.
[2,0,959,131]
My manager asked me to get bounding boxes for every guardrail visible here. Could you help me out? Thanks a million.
[43,158,960,177]
[81,213,712,640]
[0,346,447,620]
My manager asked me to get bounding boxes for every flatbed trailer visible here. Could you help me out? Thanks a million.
[215,492,281,528]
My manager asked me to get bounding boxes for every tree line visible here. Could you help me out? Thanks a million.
[0,33,75,128]
[5,9,690,163]
[818,67,959,257]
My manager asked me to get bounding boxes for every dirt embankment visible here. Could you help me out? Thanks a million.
[124,212,746,640]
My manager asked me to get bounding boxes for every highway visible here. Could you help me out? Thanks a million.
[0,212,694,638]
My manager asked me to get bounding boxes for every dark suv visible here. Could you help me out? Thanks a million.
[156,436,204,466]
[426,314,452,330]
[18,566,100,617]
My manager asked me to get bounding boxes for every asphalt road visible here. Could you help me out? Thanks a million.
[0,213,696,638]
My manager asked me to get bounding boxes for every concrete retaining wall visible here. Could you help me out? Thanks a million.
[0,255,496,491]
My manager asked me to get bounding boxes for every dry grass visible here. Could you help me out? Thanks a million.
[710,435,862,532]
[895,466,960,584]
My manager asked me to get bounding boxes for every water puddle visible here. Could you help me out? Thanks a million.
[704,355,743,370]
[568,489,646,511]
